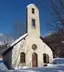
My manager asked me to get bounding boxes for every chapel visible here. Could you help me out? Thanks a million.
[3,4,53,69]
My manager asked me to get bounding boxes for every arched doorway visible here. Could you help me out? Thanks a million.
[32,53,38,67]
[43,53,49,63]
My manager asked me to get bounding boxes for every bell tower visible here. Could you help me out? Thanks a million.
[26,4,40,37]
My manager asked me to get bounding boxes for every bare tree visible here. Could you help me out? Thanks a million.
[36,0,64,31]
[36,0,64,57]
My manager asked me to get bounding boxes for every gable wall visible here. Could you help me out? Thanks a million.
[11,36,53,68]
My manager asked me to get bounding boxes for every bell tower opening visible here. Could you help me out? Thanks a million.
[32,8,35,14]
[32,19,36,28]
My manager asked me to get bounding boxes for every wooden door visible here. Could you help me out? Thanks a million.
[32,53,38,67]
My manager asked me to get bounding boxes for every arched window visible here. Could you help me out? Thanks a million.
[20,52,25,63]
[43,53,49,63]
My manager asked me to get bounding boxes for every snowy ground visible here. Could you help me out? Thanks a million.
[1,58,64,72]
[1,65,64,72]
[1,64,64,72]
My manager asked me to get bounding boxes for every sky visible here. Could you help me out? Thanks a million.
[0,0,53,39]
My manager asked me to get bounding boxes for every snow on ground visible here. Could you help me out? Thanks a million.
[0,64,64,72]
[54,58,64,64]
[0,63,7,70]
[0,66,64,72]
[1,58,64,72]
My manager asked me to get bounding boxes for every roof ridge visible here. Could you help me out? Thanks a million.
[10,33,28,47]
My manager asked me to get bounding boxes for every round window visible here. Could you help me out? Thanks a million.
[32,44,37,50]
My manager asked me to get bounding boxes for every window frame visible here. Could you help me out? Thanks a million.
[20,52,25,63]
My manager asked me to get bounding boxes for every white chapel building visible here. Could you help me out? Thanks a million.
[3,4,53,69]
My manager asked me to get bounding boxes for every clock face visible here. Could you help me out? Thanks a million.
[32,44,37,50]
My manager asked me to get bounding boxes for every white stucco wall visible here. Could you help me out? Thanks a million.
[12,36,53,68]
